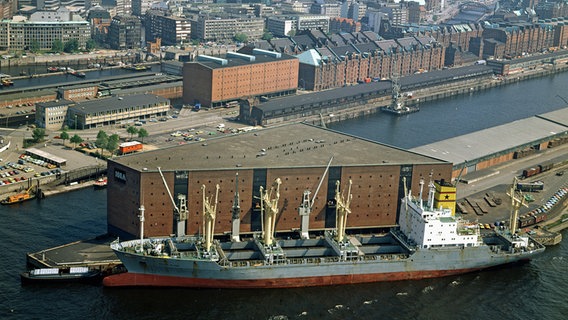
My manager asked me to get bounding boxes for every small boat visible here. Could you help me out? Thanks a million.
[47,67,59,73]
[69,70,86,78]
[122,64,151,71]
[20,267,102,285]
[1,187,35,205]
[94,177,107,189]
[1,78,14,87]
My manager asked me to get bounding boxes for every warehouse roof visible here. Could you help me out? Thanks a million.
[410,108,568,165]
[257,65,492,113]
[68,93,169,115]
[111,123,447,172]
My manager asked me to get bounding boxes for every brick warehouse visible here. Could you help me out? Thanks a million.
[182,48,299,108]
[107,123,452,239]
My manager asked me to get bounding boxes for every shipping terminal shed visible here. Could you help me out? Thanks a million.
[107,123,452,240]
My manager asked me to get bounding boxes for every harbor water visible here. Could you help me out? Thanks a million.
[1,73,568,319]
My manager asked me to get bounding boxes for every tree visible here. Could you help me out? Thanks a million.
[52,39,63,53]
[70,134,83,148]
[31,128,46,143]
[60,131,70,145]
[233,33,248,44]
[261,31,273,41]
[126,126,139,139]
[106,134,120,155]
[96,130,109,156]
[287,30,296,37]
[86,39,96,51]
[30,40,40,53]
[64,39,79,53]
[137,128,149,143]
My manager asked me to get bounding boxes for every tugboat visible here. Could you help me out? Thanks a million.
[380,74,419,115]
[94,177,107,189]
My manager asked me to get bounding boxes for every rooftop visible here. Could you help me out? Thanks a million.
[111,123,447,172]
[68,93,169,115]
[410,108,568,165]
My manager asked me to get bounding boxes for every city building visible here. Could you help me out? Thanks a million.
[86,6,112,45]
[145,10,191,46]
[250,29,443,91]
[132,0,157,16]
[0,8,90,51]
[106,122,452,239]
[0,0,16,20]
[281,1,311,14]
[115,0,132,16]
[182,49,299,108]
[310,0,341,17]
[108,15,142,50]
[190,14,264,42]
[35,100,76,131]
[266,15,331,37]
[329,17,361,33]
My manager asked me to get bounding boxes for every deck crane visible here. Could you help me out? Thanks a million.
[335,179,353,243]
[202,184,220,253]
[157,167,188,237]
[260,178,282,246]
[298,157,333,239]
[231,172,241,242]
[509,177,526,235]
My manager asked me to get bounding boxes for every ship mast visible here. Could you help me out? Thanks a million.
[298,157,333,239]
[260,178,282,246]
[202,184,220,252]
[137,204,145,253]
[335,179,352,242]
[231,172,241,242]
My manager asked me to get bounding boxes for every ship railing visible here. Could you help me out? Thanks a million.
[223,252,412,268]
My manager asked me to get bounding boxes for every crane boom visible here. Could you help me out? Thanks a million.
[157,167,180,213]
[310,156,333,208]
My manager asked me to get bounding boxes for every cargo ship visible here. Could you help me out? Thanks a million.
[103,177,545,288]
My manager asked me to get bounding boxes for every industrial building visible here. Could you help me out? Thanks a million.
[411,108,568,178]
[182,49,299,108]
[241,65,494,126]
[35,93,170,130]
[107,123,452,239]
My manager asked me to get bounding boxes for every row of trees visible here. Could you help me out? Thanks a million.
[56,126,149,157]
[28,39,96,54]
